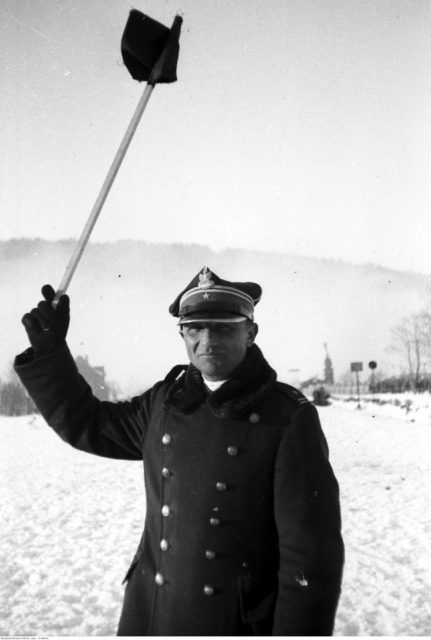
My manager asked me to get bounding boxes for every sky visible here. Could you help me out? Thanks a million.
[1,0,431,274]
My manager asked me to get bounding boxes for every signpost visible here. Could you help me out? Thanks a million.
[368,360,378,402]
[350,362,363,409]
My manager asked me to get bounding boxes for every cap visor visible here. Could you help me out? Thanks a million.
[178,316,248,326]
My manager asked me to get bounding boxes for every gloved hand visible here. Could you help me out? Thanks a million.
[21,284,70,356]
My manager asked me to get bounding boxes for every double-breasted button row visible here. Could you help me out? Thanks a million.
[158,435,175,590]
[156,575,215,595]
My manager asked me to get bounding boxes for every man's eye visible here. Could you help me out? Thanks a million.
[183,324,236,337]
[218,325,235,333]
[184,325,201,336]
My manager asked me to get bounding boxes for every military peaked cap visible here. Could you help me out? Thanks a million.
[169,267,262,324]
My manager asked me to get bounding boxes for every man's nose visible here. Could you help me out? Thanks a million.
[200,328,217,344]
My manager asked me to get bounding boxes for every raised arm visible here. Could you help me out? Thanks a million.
[15,285,151,461]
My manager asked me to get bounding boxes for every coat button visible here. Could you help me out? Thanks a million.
[160,539,169,551]
[205,550,216,560]
[161,505,171,517]
[227,446,238,457]
[203,585,215,596]
[155,573,165,586]
[209,517,220,527]
[249,412,260,423]
[216,482,227,492]
[162,467,172,478]
[162,433,172,445]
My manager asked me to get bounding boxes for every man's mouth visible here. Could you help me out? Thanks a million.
[199,352,223,358]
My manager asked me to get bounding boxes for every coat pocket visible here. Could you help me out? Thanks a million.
[122,557,139,585]
[238,572,278,623]
[122,545,144,585]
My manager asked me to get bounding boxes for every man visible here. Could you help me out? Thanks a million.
[15,266,344,636]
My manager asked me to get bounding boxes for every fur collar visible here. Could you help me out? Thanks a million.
[164,344,277,419]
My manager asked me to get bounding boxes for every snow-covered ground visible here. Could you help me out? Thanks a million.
[324,394,431,636]
[1,394,430,636]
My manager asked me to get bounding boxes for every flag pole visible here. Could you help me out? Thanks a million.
[52,83,154,306]
[52,11,183,307]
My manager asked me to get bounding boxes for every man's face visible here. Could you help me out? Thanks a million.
[180,321,257,381]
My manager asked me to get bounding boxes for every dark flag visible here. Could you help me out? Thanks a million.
[121,10,183,85]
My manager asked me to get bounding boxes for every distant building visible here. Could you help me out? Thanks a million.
[301,376,321,389]
[75,355,110,401]
[324,343,334,385]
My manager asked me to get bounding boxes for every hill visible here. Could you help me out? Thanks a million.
[2,239,429,395]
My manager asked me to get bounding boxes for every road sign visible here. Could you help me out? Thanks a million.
[368,361,377,370]
[350,362,363,372]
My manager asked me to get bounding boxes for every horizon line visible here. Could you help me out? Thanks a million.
[1,236,430,278]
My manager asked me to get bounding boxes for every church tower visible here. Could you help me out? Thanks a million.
[324,343,334,385]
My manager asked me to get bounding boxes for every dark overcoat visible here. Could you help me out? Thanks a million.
[15,343,344,636]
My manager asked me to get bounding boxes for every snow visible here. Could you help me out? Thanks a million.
[323,395,431,636]
[0,418,144,636]
[1,394,430,636]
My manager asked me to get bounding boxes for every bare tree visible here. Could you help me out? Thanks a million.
[388,311,431,390]
[420,310,431,356]
[0,366,37,415]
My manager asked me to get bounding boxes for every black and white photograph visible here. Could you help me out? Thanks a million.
[1,0,430,636]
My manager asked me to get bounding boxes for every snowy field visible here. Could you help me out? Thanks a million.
[1,394,431,636]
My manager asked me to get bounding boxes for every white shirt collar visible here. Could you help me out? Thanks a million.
[203,378,228,392]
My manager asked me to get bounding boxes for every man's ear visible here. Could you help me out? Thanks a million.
[179,329,184,340]
[246,322,258,347]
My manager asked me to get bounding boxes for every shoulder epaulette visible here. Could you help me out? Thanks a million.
[274,381,310,405]
[163,364,188,384]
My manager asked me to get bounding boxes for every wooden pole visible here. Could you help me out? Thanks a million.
[52,83,154,306]
[356,370,361,409]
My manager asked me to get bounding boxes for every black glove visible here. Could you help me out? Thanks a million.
[21,284,70,356]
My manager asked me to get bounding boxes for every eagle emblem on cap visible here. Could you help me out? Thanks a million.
[198,266,215,289]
